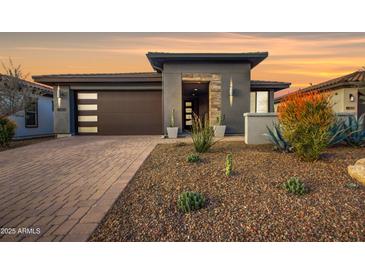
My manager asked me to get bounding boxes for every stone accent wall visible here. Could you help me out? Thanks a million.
[182,73,222,126]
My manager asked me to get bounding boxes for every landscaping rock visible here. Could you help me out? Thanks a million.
[90,142,365,242]
[348,159,365,186]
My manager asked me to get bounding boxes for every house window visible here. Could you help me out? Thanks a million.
[25,98,38,128]
[256,91,269,113]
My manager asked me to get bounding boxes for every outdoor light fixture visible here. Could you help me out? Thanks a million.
[229,77,233,106]
[56,86,62,107]
[349,94,355,102]
[56,85,66,108]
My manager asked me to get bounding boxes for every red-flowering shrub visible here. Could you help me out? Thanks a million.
[277,91,334,161]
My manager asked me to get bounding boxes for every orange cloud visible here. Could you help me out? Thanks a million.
[0,33,364,92]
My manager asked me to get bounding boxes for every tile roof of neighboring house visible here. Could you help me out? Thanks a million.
[33,72,290,92]
[275,70,365,103]
[0,74,53,96]
[146,52,269,72]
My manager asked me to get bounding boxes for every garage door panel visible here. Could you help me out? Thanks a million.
[77,90,162,135]
[99,91,161,114]
[78,121,98,127]
[98,113,162,135]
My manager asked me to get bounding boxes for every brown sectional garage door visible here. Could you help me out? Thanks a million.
[77,90,162,135]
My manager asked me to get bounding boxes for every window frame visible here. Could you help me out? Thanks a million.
[25,98,39,128]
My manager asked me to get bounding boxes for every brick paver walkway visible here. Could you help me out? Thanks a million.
[0,136,159,242]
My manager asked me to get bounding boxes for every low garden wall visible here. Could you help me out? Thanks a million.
[244,112,355,145]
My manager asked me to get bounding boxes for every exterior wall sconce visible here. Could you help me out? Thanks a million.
[349,94,355,102]
[56,85,66,108]
[229,77,233,106]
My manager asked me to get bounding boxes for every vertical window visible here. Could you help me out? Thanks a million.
[25,98,38,128]
[256,91,269,113]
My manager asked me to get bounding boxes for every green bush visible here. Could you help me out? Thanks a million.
[283,177,308,195]
[191,113,214,153]
[225,153,232,176]
[278,92,335,161]
[0,117,16,147]
[177,191,205,213]
[187,154,200,163]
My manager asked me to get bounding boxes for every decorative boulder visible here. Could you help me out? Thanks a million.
[348,159,365,186]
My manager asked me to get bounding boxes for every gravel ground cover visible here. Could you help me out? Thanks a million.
[90,142,365,241]
[0,136,55,152]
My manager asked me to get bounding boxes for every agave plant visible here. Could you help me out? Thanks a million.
[344,114,365,147]
[328,118,347,147]
[264,122,292,152]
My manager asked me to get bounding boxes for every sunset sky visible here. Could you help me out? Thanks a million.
[1,32,364,96]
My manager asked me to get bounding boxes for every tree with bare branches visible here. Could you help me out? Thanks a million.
[0,59,37,119]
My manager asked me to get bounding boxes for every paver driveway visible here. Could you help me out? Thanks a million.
[0,136,159,241]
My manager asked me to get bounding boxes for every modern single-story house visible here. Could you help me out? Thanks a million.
[274,70,365,117]
[2,78,54,139]
[33,52,290,136]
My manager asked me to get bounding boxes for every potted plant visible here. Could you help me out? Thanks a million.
[167,109,178,138]
[214,114,226,138]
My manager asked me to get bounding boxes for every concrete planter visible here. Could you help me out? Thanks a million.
[167,127,178,139]
[214,125,226,138]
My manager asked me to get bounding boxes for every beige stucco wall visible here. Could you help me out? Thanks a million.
[330,88,357,114]
[244,112,355,145]
[244,112,277,144]
[250,92,256,112]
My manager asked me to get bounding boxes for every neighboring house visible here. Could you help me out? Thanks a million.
[274,70,365,117]
[5,79,54,139]
[33,52,290,136]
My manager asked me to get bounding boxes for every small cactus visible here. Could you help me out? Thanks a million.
[177,191,205,213]
[283,177,308,195]
[187,154,200,163]
[225,153,232,176]
[169,109,175,127]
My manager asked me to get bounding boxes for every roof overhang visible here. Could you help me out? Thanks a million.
[146,52,269,72]
[32,72,162,85]
[251,80,291,92]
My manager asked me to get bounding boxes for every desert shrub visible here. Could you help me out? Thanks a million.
[187,154,200,163]
[225,153,232,176]
[277,91,335,161]
[177,191,205,213]
[283,177,308,195]
[264,122,292,152]
[191,113,214,153]
[343,114,365,147]
[0,117,16,147]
